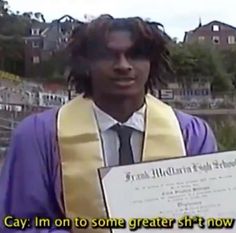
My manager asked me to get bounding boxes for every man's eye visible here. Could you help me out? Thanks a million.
[102,51,115,58]
[92,50,114,60]
[126,48,149,59]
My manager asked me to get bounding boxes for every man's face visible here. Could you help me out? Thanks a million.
[89,30,150,98]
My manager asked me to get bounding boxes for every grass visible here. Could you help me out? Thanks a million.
[202,116,236,151]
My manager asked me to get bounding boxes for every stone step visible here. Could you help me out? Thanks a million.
[0,147,7,160]
[0,136,11,139]
[0,130,11,138]
[0,131,12,138]
[0,142,9,147]
[0,128,12,149]
[0,136,10,140]
[0,112,31,124]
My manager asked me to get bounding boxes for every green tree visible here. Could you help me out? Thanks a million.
[169,42,234,92]
[220,46,236,89]
[30,50,68,83]
[0,0,9,16]
[0,36,25,75]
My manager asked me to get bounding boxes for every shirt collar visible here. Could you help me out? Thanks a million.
[93,103,146,133]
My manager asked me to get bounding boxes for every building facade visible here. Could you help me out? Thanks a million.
[24,15,82,77]
[184,20,236,49]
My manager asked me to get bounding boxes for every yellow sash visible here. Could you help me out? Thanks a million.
[57,94,186,232]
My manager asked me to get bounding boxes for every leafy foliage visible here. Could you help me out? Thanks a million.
[0,36,24,75]
[169,42,234,92]
[204,116,236,151]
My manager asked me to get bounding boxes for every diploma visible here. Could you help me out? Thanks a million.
[98,151,236,232]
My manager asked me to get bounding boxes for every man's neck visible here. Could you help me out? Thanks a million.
[93,95,145,123]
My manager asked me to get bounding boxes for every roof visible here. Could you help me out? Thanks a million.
[183,20,236,42]
[26,15,81,38]
[57,15,78,22]
[187,20,236,34]
[30,20,50,30]
[42,83,66,92]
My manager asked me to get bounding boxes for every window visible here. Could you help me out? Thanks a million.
[228,36,235,44]
[212,36,220,44]
[194,89,201,96]
[198,36,205,42]
[31,28,40,35]
[32,41,39,48]
[186,90,193,96]
[193,77,200,82]
[32,56,40,64]
[212,25,219,31]
[201,89,209,95]
[173,89,179,95]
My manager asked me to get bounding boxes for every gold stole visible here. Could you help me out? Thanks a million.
[57,94,186,233]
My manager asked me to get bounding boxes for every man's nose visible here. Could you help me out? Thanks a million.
[113,55,133,73]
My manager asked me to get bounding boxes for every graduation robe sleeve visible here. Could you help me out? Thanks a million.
[0,108,69,233]
[175,110,218,155]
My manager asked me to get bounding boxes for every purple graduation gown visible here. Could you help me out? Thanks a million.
[0,108,218,232]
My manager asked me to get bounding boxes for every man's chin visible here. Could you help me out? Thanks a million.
[106,89,142,98]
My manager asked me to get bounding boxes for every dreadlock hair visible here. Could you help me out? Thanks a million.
[67,14,173,98]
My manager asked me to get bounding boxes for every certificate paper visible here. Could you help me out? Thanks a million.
[98,151,236,232]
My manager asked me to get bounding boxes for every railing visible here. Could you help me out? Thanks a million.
[0,116,19,129]
[0,113,22,163]
[0,98,235,115]
[0,102,50,111]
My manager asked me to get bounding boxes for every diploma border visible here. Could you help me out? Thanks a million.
[97,149,236,233]
[98,166,113,233]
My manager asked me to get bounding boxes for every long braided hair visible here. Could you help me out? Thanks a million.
[67,15,173,98]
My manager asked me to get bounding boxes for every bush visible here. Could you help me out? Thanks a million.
[206,117,236,151]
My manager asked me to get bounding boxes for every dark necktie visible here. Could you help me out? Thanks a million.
[112,124,134,165]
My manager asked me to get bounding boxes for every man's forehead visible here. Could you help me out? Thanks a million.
[105,30,134,50]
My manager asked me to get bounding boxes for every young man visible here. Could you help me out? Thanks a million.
[0,15,217,233]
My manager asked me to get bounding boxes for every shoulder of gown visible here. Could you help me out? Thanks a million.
[0,107,69,232]
[174,109,218,156]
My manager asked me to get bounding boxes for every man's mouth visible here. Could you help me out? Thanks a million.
[112,77,136,87]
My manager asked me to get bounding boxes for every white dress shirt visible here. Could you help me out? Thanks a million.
[93,104,146,166]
